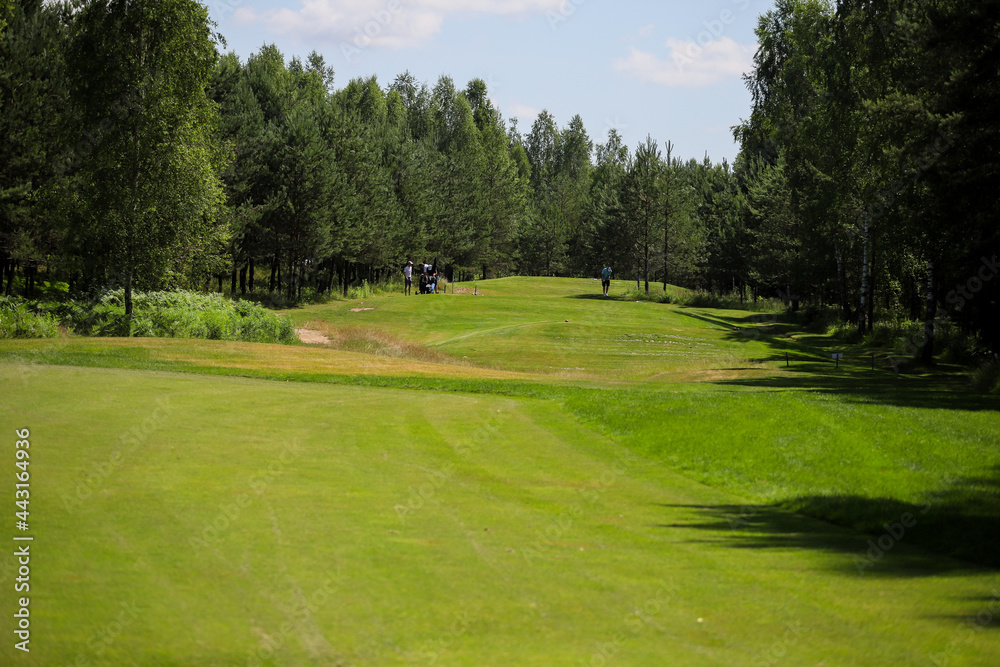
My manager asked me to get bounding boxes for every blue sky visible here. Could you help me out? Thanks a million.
[207,0,773,165]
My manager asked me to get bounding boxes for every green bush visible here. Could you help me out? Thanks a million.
[0,297,60,339]
[860,315,983,363]
[673,290,786,312]
[795,305,843,333]
[47,300,127,336]
[971,357,1000,393]
[32,290,295,344]
[619,286,674,304]
[832,322,862,344]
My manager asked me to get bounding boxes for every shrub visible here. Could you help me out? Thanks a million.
[795,305,843,334]
[673,290,786,312]
[860,315,982,363]
[0,298,60,339]
[40,290,294,344]
[347,279,406,300]
[618,286,674,304]
[971,357,1000,393]
[830,321,863,344]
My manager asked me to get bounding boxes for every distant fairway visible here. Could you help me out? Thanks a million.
[290,277,783,382]
[2,277,999,665]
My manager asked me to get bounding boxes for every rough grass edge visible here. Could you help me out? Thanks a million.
[1,291,295,344]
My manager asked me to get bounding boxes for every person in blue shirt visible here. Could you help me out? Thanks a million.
[601,266,613,296]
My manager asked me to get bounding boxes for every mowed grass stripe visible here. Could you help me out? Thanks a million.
[2,365,1000,665]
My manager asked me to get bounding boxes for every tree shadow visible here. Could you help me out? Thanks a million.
[656,465,1000,576]
[672,309,1000,412]
[674,309,753,332]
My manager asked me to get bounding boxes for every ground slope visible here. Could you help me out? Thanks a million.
[1,277,999,665]
[1,365,999,665]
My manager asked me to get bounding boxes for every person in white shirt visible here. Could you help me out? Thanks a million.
[403,260,413,295]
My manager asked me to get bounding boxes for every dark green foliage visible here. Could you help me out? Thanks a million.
[2,0,995,360]
[0,295,59,337]
[29,290,294,342]
[67,0,226,318]
[0,0,72,299]
[735,0,1000,356]
[971,358,1000,394]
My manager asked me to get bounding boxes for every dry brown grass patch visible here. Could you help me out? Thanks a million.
[300,321,468,366]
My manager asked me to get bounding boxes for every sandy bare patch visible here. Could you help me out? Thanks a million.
[295,328,331,345]
[349,307,375,312]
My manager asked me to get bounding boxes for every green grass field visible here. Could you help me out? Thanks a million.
[2,277,999,665]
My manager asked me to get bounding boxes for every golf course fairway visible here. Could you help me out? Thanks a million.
[1,277,999,665]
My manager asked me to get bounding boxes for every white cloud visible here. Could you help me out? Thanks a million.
[613,37,756,88]
[509,103,540,120]
[235,0,564,49]
[421,0,563,14]
[621,23,655,43]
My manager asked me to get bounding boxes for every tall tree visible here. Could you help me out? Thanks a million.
[559,114,593,276]
[620,136,664,294]
[467,80,527,278]
[589,129,630,276]
[521,110,565,275]
[69,0,225,321]
[0,0,71,296]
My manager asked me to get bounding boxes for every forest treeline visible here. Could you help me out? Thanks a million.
[736,0,999,356]
[1,0,997,356]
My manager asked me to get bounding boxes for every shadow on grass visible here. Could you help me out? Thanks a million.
[674,309,749,331]
[672,309,1000,412]
[658,466,1000,576]
[565,294,618,301]
[714,371,1000,411]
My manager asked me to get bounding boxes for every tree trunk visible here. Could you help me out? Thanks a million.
[230,267,237,295]
[662,214,669,292]
[908,274,921,320]
[867,263,875,335]
[269,255,277,293]
[858,215,871,335]
[248,256,255,292]
[217,274,223,293]
[835,241,851,321]
[644,252,650,295]
[239,264,247,295]
[124,271,134,333]
[920,260,935,364]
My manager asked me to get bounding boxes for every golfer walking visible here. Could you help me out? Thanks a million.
[601,265,613,296]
